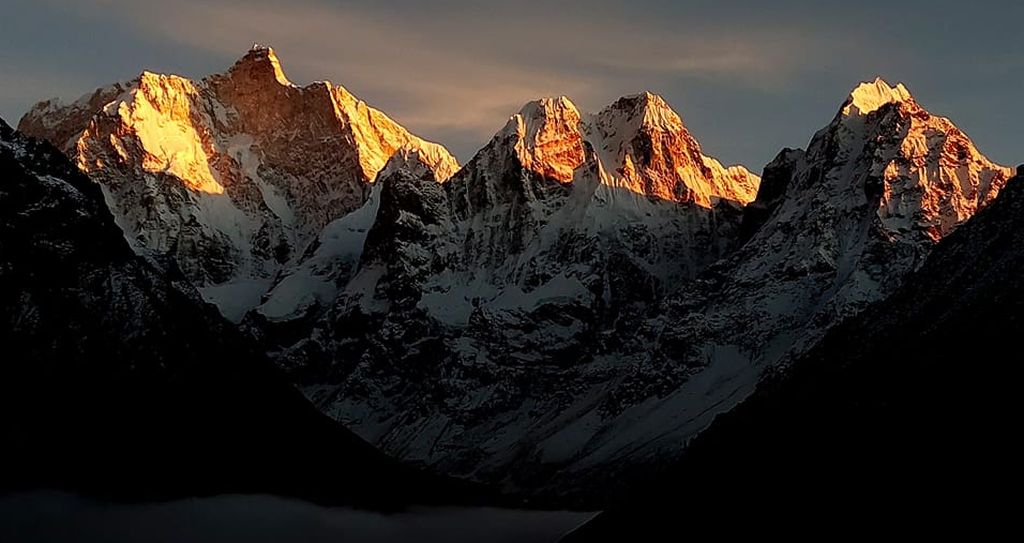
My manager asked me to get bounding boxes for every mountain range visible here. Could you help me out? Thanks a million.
[6,45,1018,515]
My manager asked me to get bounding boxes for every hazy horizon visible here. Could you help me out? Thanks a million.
[2,0,1021,169]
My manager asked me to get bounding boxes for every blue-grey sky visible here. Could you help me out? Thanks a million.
[1,0,1021,170]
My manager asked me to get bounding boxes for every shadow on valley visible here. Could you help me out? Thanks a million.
[0,492,594,543]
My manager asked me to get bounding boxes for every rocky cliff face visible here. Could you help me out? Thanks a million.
[18,46,457,320]
[583,92,759,206]
[244,147,459,359]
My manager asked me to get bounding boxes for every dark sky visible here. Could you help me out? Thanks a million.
[2,0,1021,170]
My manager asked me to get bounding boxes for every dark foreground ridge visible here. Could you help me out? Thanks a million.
[0,118,492,509]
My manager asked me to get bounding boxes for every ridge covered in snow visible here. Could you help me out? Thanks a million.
[18,46,458,320]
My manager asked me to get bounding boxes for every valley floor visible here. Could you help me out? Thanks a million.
[0,492,596,543]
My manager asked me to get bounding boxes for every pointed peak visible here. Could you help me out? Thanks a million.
[379,146,437,182]
[137,70,185,85]
[516,96,580,121]
[491,96,585,183]
[598,91,683,132]
[843,77,914,116]
[229,44,292,86]
[625,91,668,107]
[378,141,460,183]
[609,91,671,112]
[500,95,581,144]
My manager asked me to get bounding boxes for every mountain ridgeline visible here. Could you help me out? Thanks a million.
[13,46,1017,508]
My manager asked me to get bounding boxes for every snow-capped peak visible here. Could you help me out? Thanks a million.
[586,92,759,205]
[813,77,1012,242]
[515,96,580,122]
[378,141,460,182]
[842,77,914,116]
[603,91,684,132]
[228,45,293,87]
[504,96,586,183]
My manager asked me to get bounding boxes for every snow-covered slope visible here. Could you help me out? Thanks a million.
[277,80,1008,503]
[248,146,457,328]
[266,92,761,497]
[18,45,457,320]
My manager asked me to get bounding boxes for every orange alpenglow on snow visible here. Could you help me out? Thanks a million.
[838,77,1012,241]
[20,45,457,203]
[17,46,459,316]
[501,92,760,207]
